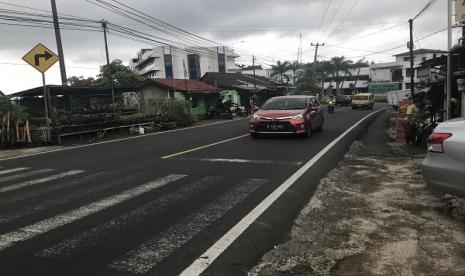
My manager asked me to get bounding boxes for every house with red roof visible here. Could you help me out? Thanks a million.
[140,78,220,117]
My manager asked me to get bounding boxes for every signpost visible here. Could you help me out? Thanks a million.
[22,43,59,142]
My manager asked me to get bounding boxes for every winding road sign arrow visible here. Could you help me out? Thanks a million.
[22,43,59,73]
[34,51,54,66]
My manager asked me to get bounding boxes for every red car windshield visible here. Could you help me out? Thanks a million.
[261,98,307,110]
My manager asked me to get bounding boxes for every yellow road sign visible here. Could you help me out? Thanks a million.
[22,43,59,73]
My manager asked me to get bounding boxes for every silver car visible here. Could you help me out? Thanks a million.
[422,117,465,197]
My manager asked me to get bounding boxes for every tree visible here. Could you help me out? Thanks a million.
[352,58,369,93]
[68,76,96,87]
[296,61,333,95]
[330,56,353,96]
[287,61,303,84]
[271,60,290,83]
[96,59,144,88]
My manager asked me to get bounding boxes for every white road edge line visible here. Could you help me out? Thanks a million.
[0,119,248,161]
[180,109,384,276]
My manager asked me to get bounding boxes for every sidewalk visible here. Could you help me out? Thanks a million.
[250,111,465,275]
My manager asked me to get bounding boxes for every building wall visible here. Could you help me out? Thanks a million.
[130,46,239,80]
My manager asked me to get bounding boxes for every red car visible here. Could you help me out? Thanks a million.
[249,96,324,138]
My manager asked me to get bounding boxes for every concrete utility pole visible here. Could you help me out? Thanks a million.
[408,19,415,100]
[311,43,324,63]
[101,20,116,117]
[50,0,67,85]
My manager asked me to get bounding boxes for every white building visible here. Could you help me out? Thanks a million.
[369,48,447,92]
[130,46,239,79]
[323,67,370,94]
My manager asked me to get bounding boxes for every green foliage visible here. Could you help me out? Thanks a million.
[96,59,144,88]
[143,99,192,127]
[271,60,291,83]
[68,76,96,87]
[0,97,27,121]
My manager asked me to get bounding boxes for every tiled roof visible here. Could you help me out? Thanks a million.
[146,78,219,93]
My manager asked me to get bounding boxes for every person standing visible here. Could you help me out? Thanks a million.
[405,97,421,145]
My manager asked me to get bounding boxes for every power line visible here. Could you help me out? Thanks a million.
[412,0,438,21]
[312,0,332,42]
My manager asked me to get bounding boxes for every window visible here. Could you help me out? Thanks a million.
[164,54,173,79]
[406,68,415,78]
[188,54,201,80]
[403,56,410,61]
[218,53,226,73]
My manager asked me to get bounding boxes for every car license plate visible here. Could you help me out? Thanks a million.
[267,124,283,130]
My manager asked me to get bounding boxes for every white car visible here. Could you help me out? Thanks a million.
[422,117,465,197]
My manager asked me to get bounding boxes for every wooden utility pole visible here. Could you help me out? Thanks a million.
[311,43,324,63]
[50,0,67,85]
[101,20,116,117]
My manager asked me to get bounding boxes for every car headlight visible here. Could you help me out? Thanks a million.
[291,114,304,120]
[253,114,262,120]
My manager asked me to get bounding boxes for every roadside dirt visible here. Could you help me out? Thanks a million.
[0,146,64,159]
[250,117,465,275]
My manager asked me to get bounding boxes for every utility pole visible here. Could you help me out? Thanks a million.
[50,0,67,85]
[101,20,116,117]
[408,19,415,100]
[252,55,257,90]
[446,0,452,120]
[311,43,324,63]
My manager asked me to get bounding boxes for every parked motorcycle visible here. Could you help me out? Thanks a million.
[230,103,249,118]
[207,106,233,120]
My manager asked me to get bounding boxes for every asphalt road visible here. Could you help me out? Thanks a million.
[0,105,384,276]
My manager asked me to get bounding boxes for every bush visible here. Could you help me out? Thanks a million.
[143,99,192,127]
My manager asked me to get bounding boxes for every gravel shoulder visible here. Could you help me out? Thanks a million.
[250,111,465,276]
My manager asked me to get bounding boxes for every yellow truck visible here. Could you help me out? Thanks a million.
[351,93,374,110]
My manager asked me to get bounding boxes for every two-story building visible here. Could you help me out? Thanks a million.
[369,48,448,93]
[130,46,239,80]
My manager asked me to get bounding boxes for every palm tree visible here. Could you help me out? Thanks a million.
[271,60,291,84]
[352,58,369,94]
[287,61,303,84]
[330,56,353,96]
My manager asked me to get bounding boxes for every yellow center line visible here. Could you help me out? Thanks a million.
[161,134,250,159]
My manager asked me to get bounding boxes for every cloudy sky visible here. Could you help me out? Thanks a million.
[0,0,458,94]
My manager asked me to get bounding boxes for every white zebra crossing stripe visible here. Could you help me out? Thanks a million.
[108,178,266,274]
[0,169,55,183]
[0,170,85,194]
[0,168,29,175]
[37,176,223,259]
[0,173,147,224]
[0,172,108,207]
[0,174,186,251]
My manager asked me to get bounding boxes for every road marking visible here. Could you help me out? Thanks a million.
[179,157,302,166]
[0,172,108,207]
[108,178,266,274]
[0,174,186,251]
[0,119,248,161]
[161,134,249,159]
[0,173,147,224]
[0,168,29,175]
[36,176,223,260]
[0,169,54,183]
[180,109,385,275]
[0,170,85,194]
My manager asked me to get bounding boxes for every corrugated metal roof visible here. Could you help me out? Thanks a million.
[146,78,219,93]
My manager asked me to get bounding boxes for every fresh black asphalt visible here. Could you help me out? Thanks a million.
[0,105,384,276]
